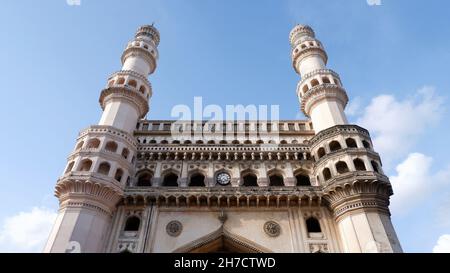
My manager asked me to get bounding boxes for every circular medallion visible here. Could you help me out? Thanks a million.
[264,221,281,237]
[216,172,231,185]
[166,221,182,237]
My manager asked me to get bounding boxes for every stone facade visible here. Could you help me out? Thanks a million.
[44,24,402,253]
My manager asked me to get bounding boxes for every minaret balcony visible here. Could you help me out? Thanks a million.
[291,42,328,73]
[300,83,349,116]
[106,70,152,99]
[297,69,342,97]
[121,43,158,74]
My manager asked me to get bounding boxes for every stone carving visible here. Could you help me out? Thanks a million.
[264,221,281,237]
[166,220,182,237]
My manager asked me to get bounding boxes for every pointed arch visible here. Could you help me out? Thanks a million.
[173,227,272,253]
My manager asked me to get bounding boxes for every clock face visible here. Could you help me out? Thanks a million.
[216,172,231,185]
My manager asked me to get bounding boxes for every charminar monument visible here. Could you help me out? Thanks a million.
[44,24,402,253]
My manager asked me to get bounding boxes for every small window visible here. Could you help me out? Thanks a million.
[362,140,371,149]
[207,140,215,144]
[79,159,92,172]
[139,86,146,94]
[105,141,118,153]
[189,173,205,187]
[303,85,309,93]
[124,216,140,231]
[323,168,332,181]
[127,79,137,88]
[311,79,320,87]
[336,161,349,174]
[65,161,75,174]
[322,77,331,84]
[280,140,288,145]
[115,169,124,182]
[317,147,326,159]
[98,162,111,175]
[296,174,311,186]
[86,138,100,149]
[269,174,284,186]
[75,141,84,150]
[354,158,366,171]
[306,217,321,233]
[163,173,178,187]
[329,141,342,152]
[242,174,258,187]
[346,138,357,148]
[371,161,380,173]
[137,172,152,187]
[117,77,125,85]
[121,148,130,159]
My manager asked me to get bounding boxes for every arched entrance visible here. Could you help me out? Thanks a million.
[173,227,270,253]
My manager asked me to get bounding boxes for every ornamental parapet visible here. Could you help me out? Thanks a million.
[122,186,324,208]
[321,172,393,221]
[310,125,370,148]
[121,46,157,74]
[78,125,139,148]
[55,174,124,215]
[301,84,348,116]
[292,46,328,74]
[99,86,150,118]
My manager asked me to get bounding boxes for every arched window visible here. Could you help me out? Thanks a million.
[172,140,180,144]
[207,140,215,144]
[323,168,332,181]
[219,140,227,145]
[302,85,309,93]
[105,141,118,153]
[196,140,204,144]
[98,162,111,175]
[269,174,284,186]
[362,140,371,149]
[124,216,140,231]
[184,140,192,144]
[354,158,367,171]
[244,140,252,144]
[127,79,137,88]
[163,173,178,187]
[121,148,130,159]
[139,86,146,94]
[79,159,92,172]
[86,138,100,149]
[317,147,326,159]
[306,217,322,233]
[296,174,311,186]
[292,140,298,144]
[137,172,152,187]
[322,77,331,84]
[189,173,205,187]
[311,79,320,87]
[65,161,75,174]
[346,138,357,148]
[329,141,342,152]
[108,80,115,87]
[115,169,124,182]
[242,173,258,187]
[371,161,380,173]
[232,140,240,145]
[336,161,349,174]
[280,140,288,145]
[75,141,84,150]
[117,77,125,85]
[256,140,264,145]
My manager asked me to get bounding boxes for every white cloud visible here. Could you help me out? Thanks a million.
[390,153,450,213]
[357,86,444,165]
[433,234,450,253]
[0,207,57,253]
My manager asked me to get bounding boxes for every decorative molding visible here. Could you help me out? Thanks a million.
[166,220,183,237]
[264,221,281,237]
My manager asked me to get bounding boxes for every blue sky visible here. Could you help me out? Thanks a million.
[0,0,449,252]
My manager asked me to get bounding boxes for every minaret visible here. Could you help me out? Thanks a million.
[290,25,348,133]
[44,25,160,253]
[290,25,402,252]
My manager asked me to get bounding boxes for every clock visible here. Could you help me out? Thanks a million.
[216,172,231,185]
